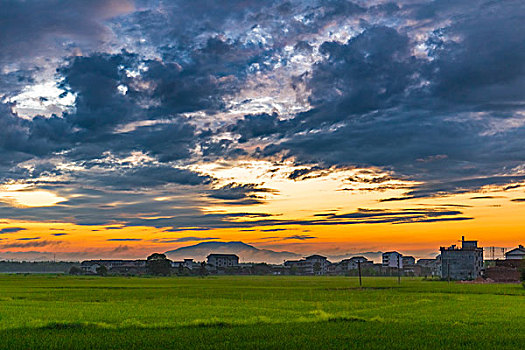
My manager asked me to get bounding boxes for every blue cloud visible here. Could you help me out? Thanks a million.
[106,238,142,242]
[0,227,26,234]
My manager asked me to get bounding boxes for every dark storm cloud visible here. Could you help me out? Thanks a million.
[209,183,277,204]
[288,166,325,180]
[1,0,525,230]
[0,0,133,66]
[470,196,504,200]
[251,1,525,197]
[165,228,213,233]
[229,113,284,143]
[155,207,472,230]
[307,26,415,119]
[259,207,471,227]
[0,227,26,234]
[83,165,213,190]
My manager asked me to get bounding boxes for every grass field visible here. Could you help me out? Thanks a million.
[0,275,523,349]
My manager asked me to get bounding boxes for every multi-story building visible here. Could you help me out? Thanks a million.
[382,252,403,268]
[206,254,239,269]
[401,256,416,266]
[440,237,483,280]
[284,255,331,275]
[80,260,146,274]
[171,258,199,270]
[417,258,441,276]
[339,256,369,270]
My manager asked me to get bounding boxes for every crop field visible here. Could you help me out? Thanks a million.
[0,275,523,349]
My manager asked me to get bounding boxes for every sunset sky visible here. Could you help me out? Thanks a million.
[0,0,524,262]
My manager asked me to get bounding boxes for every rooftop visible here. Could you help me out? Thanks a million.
[207,254,239,258]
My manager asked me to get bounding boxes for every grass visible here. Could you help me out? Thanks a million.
[0,275,523,349]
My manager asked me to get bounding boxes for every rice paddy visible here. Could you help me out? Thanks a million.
[0,275,523,349]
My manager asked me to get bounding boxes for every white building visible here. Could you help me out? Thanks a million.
[207,254,239,268]
[305,255,331,274]
[284,255,331,274]
[440,237,483,280]
[505,245,525,260]
[171,258,199,270]
[382,252,403,268]
[80,259,146,274]
[339,256,369,270]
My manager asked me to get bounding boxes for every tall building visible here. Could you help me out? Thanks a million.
[207,254,239,268]
[382,251,403,268]
[440,237,483,280]
[284,255,331,275]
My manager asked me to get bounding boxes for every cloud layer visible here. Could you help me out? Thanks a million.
[0,0,524,236]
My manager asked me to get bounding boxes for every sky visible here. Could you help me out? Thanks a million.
[0,0,524,262]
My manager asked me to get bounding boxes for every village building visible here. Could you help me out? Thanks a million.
[339,256,369,270]
[382,252,403,268]
[304,255,331,274]
[440,237,483,280]
[401,256,415,266]
[171,258,199,270]
[505,245,525,260]
[206,254,239,269]
[417,258,441,276]
[80,260,146,274]
[283,259,310,274]
[284,255,331,275]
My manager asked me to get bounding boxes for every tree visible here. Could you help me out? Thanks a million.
[96,265,108,276]
[147,253,172,276]
[68,266,82,275]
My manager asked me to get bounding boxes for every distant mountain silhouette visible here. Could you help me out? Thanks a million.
[165,241,301,264]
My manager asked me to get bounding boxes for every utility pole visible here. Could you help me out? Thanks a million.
[357,260,362,287]
[447,260,451,283]
[397,255,401,285]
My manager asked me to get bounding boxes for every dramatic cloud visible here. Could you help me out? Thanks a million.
[0,227,26,234]
[0,0,134,66]
[0,0,524,248]
[209,183,276,205]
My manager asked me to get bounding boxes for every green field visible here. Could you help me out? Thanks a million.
[0,275,523,349]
